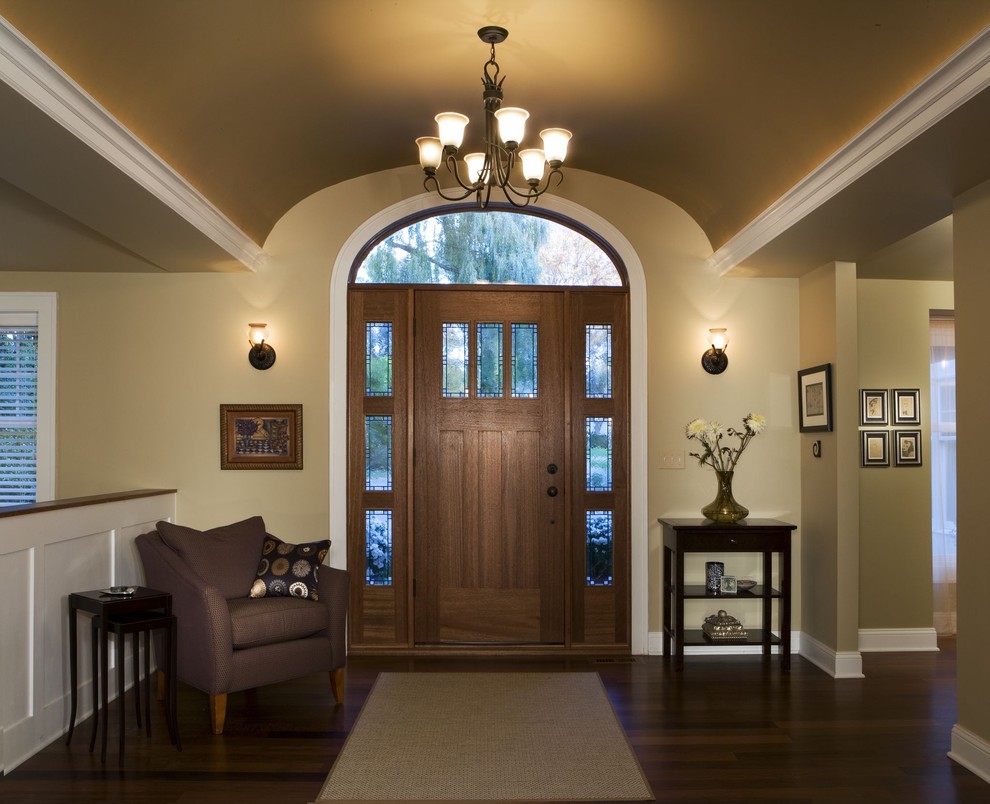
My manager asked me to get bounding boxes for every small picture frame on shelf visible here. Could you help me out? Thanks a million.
[861,430,889,467]
[859,389,888,425]
[894,429,923,466]
[893,388,921,425]
[719,576,737,594]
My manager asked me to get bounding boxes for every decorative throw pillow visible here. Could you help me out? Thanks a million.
[156,516,267,599]
[250,536,330,600]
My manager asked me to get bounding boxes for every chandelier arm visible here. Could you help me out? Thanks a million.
[423,173,477,203]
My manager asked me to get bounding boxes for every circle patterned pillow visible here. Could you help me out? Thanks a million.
[250,536,330,600]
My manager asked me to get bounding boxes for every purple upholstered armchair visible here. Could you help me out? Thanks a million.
[136,516,348,734]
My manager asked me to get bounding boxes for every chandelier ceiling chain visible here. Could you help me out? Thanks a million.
[416,26,572,209]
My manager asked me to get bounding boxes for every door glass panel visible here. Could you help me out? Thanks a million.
[477,323,504,398]
[586,510,613,586]
[511,323,538,398]
[442,322,469,398]
[365,322,393,396]
[586,417,613,492]
[586,324,612,399]
[365,415,392,491]
[365,509,393,586]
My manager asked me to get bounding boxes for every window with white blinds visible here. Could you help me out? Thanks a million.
[0,321,38,504]
[0,294,55,506]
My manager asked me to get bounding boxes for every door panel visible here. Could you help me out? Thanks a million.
[414,290,565,644]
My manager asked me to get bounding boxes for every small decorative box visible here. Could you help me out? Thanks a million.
[702,609,748,641]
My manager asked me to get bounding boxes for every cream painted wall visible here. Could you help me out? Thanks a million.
[0,166,802,642]
[951,180,990,761]
[857,279,953,630]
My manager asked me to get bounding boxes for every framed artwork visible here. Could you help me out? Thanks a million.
[893,388,921,425]
[894,429,923,466]
[719,576,737,594]
[859,389,889,426]
[220,404,303,469]
[798,363,833,432]
[861,430,889,467]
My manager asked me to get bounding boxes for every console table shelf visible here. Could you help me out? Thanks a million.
[660,517,795,671]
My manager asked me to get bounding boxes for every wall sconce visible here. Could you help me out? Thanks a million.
[247,323,276,370]
[701,327,729,375]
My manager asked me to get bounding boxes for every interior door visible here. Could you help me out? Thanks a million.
[413,289,565,644]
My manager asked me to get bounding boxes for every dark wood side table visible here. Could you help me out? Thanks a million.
[66,587,175,763]
[660,518,795,671]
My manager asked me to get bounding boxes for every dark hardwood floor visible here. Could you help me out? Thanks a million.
[2,638,987,803]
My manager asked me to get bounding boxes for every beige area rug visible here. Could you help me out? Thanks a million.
[314,672,654,803]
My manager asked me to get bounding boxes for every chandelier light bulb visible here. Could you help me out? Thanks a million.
[435,112,469,149]
[416,137,443,170]
[519,148,547,183]
[494,107,529,147]
[540,128,572,166]
[463,152,487,184]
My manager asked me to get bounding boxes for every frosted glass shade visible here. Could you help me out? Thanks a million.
[248,323,268,345]
[463,152,487,184]
[518,149,546,182]
[416,137,443,169]
[435,112,469,148]
[709,328,729,351]
[540,128,572,165]
[494,107,529,145]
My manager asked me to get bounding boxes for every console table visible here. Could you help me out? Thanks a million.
[660,518,795,671]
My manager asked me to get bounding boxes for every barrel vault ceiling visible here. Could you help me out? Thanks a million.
[1,0,989,279]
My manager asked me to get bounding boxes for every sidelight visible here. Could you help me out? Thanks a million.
[364,416,393,491]
[365,509,393,586]
[586,510,614,586]
[365,322,393,396]
[586,417,613,492]
[585,324,612,398]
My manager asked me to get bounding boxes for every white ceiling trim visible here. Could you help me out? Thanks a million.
[0,16,266,272]
[708,24,990,276]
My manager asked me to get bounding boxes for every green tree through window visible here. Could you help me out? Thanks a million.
[355,210,621,286]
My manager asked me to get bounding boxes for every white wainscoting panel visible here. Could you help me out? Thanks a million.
[0,491,175,773]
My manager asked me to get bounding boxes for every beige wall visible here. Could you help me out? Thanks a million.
[0,166,802,638]
[857,279,953,630]
[952,180,990,749]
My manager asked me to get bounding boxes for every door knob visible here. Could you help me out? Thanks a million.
[547,486,558,497]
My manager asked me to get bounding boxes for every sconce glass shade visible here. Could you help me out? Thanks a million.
[540,128,572,165]
[248,323,276,370]
[518,148,547,183]
[494,107,529,146]
[435,112,469,148]
[702,327,729,374]
[416,137,444,170]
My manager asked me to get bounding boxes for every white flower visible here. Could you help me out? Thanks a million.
[685,418,706,439]
[684,413,767,473]
[744,413,767,434]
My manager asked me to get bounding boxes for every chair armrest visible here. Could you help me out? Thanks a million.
[316,566,350,669]
[136,533,235,694]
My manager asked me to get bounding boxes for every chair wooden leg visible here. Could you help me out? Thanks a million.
[156,670,165,701]
[209,693,227,735]
[329,667,345,702]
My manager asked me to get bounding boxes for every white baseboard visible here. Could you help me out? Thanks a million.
[799,632,864,678]
[859,628,939,652]
[949,725,990,783]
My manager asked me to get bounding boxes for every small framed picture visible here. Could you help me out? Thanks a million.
[220,404,303,469]
[719,576,737,594]
[798,363,833,432]
[861,430,889,467]
[859,389,889,425]
[893,389,921,425]
[894,430,923,466]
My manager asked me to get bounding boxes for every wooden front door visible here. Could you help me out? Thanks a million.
[413,290,565,644]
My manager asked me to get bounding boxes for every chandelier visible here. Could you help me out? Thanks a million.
[415,26,572,208]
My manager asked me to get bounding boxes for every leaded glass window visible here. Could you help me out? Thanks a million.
[586,324,612,399]
[365,322,392,396]
[365,509,393,586]
[442,323,469,398]
[586,417,613,492]
[477,323,504,398]
[586,510,613,586]
[365,415,392,491]
[511,323,538,398]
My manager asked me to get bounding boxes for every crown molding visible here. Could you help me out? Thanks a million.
[709,24,990,276]
[0,16,266,271]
